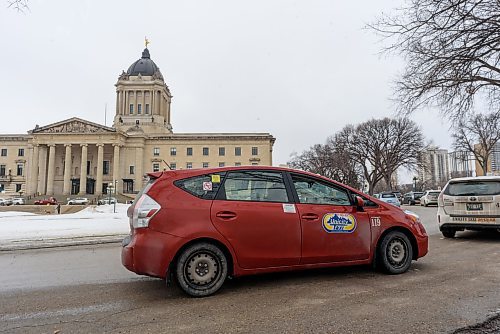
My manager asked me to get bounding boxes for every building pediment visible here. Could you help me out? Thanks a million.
[29,117,116,134]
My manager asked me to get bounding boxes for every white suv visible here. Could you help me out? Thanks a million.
[437,176,500,238]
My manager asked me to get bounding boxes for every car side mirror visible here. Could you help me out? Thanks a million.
[354,195,364,211]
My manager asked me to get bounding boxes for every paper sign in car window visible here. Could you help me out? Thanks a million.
[211,174,221,183]
[202,181,213,191]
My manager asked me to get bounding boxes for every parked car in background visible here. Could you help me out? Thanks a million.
[67,197,89,205]
[34,197,58,205]
[374,192,401,207]
[403,192,424,205]
[11,197,25,205]
[438,176,500,238]
[392,191,403,203]
[0,198,13,206]
[420,190,441,207]
[122,166,428,297]
[98,197,117,205]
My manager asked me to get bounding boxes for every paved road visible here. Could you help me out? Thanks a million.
[1,206,499,333]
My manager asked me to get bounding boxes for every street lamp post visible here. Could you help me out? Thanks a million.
[113,180,118,213]
[413,177,418,191]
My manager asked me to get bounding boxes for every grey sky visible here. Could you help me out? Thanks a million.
[0,0,452,176]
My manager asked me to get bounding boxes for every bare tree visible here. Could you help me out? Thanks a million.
[288,143,363,189]
[371,0,500,120]
[335,118,425,194]
[7,0,28,12]
[452,111,500,175]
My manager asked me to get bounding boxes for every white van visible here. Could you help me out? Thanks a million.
[437,176,500,238]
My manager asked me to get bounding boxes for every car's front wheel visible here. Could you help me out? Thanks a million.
[176,242,228,297]
[377,231,413,274]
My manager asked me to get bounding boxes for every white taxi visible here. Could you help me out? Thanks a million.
[437,176,500,238]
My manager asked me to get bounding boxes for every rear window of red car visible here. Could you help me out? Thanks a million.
[174,172,226,200]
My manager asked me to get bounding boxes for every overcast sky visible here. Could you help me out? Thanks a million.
[0,0,452,180]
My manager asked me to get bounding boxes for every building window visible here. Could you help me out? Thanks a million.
[1,149,6,157]
[145,104,150,114]
[129,166,135,175]
[235,162,241,166]
[170,163,177,170]
[87,161,91,175]
[103,161,110,175]
[202,162,209,168]
[17,163,23,176]
[0,164,5,176]
[203,147,209,156]
[15,184,22,192]
[219,147,225,156]
[138,104,142,114]
[153,147,160,156]
[251,163,259,166]
[18,149,24,157]
[129,104,134,114]
[170,147,177,156]
[219,162,225,167]
[186,162,192,169]
[153,163,160,172]
[252,147,258,155]
[187,147,193,156]
[235,147,241,156]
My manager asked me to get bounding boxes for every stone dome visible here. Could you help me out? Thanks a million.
[127,48,163,79]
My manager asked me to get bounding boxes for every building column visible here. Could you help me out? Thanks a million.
[30,145,39,196]
[143,90,146,114]
[37,145,48,195]
[113,144,122,194]
[79,144,88,195]
[46,144,56,196]
[96,144,104,195]
[135,146,144,192]
[63,144,72,195]
[116,91,119,115]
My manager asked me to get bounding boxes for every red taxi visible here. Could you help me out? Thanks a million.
[122,166,428,297]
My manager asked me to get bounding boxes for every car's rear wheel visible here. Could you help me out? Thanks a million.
[377,231,413,274]
[441,229,456,238]
[176,243,228,297]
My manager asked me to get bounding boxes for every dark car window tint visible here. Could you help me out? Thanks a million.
[222,171,288,202]
[175,172,226,200]
[444,181,500,196]
[291,174,351,205]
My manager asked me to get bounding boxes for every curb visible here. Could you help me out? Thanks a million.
[0,234,127,251]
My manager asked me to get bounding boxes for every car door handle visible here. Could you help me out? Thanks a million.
[216,211,237,219]
[301,213,319,221]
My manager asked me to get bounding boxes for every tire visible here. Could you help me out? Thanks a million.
[441,229,456,238]
[377,231,413,274]
[176,243,228,297]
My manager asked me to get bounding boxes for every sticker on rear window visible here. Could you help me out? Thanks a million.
[322,213,357,233]
[211,175,221,183]
[202,181,213,191]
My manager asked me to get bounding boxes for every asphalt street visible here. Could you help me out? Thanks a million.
[1,206,499,334]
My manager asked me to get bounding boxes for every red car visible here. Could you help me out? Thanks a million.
[122,166,428,297]
[34,197,58,205]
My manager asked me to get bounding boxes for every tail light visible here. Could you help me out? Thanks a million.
[131,194,160,228]
[438,193,444,207]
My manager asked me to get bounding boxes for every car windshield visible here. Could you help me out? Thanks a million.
[444,181,500,196]
[381,193,396,198]
[414,192,424,199]
[428,191,440,196]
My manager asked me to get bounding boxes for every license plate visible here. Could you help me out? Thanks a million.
[466,203,483,211]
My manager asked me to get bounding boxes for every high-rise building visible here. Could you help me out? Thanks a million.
[418,147,450,189]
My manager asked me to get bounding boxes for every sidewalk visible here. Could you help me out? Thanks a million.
[0,204,130,251]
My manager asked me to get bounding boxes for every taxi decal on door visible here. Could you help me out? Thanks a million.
[322,213,357,233]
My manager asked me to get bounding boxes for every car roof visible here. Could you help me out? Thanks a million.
[152,165,364,194]
[448,176,500,183]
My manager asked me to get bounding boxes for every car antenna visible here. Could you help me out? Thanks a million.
[162,159,173,170]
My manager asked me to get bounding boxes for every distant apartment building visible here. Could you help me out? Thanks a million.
[448,150,475,178]
[418,147,450,189]
[475,141,500,176]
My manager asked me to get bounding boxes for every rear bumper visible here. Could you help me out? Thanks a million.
[121,229,185,278]
[440,223,500,231]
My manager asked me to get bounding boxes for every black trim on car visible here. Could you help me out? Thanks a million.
[440,223,500,230]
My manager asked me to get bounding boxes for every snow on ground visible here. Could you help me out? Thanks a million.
[0,204,130,244]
